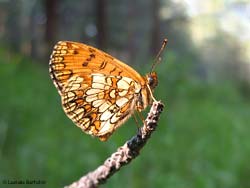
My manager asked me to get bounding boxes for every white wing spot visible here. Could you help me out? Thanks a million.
[92,83,105,89]
[85,94,98,103]
[134,82,142,93]
[92,74,106,84]
[106,77,112,86]
[92,99,105,108]
[111,113,120,123]
[117,77,132,90]
[86,88,103,95]
[100,109,113,121]
[110,89,116,98]
[64,91,76,101]
[99,120,113,134]
[118,90,128,97]
[116,97,129,107]
[99,101,112,112]
[122,77,133,84]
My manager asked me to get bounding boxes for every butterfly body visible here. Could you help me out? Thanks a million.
[49,41,158,141]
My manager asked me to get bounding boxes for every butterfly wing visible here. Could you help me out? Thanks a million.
[49,41,146,94]
[49,41,147,141]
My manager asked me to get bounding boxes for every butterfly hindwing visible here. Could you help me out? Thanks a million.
[60,72,139,140]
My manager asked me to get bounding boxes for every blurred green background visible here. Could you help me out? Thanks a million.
[1,0,250,188]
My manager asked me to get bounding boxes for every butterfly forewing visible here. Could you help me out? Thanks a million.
[49,41,150,141]
[50,41,146,93]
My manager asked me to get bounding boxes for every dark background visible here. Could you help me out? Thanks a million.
[1,0,250,187]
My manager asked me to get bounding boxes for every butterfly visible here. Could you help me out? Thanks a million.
[49,39,167,141]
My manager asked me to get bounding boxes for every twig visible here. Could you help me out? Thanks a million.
[65,101,164,188]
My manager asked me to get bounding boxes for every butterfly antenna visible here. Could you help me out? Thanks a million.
[150,38,168,73]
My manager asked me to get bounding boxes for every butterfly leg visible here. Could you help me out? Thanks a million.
[133,110,146,132]
[132,113,140,130]
[133,112,142,135]
[135,110,145,125]
[146,84,157,102]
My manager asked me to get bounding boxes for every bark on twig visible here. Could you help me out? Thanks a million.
[65,101,164,188]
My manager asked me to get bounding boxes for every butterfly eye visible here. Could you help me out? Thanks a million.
[147,72,158,89]
[148,77,154,86]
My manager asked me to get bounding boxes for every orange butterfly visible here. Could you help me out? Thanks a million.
[49,40,167,141]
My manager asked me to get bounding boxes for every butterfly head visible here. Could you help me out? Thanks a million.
[140,72,158,107]
[146,72,158,90]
